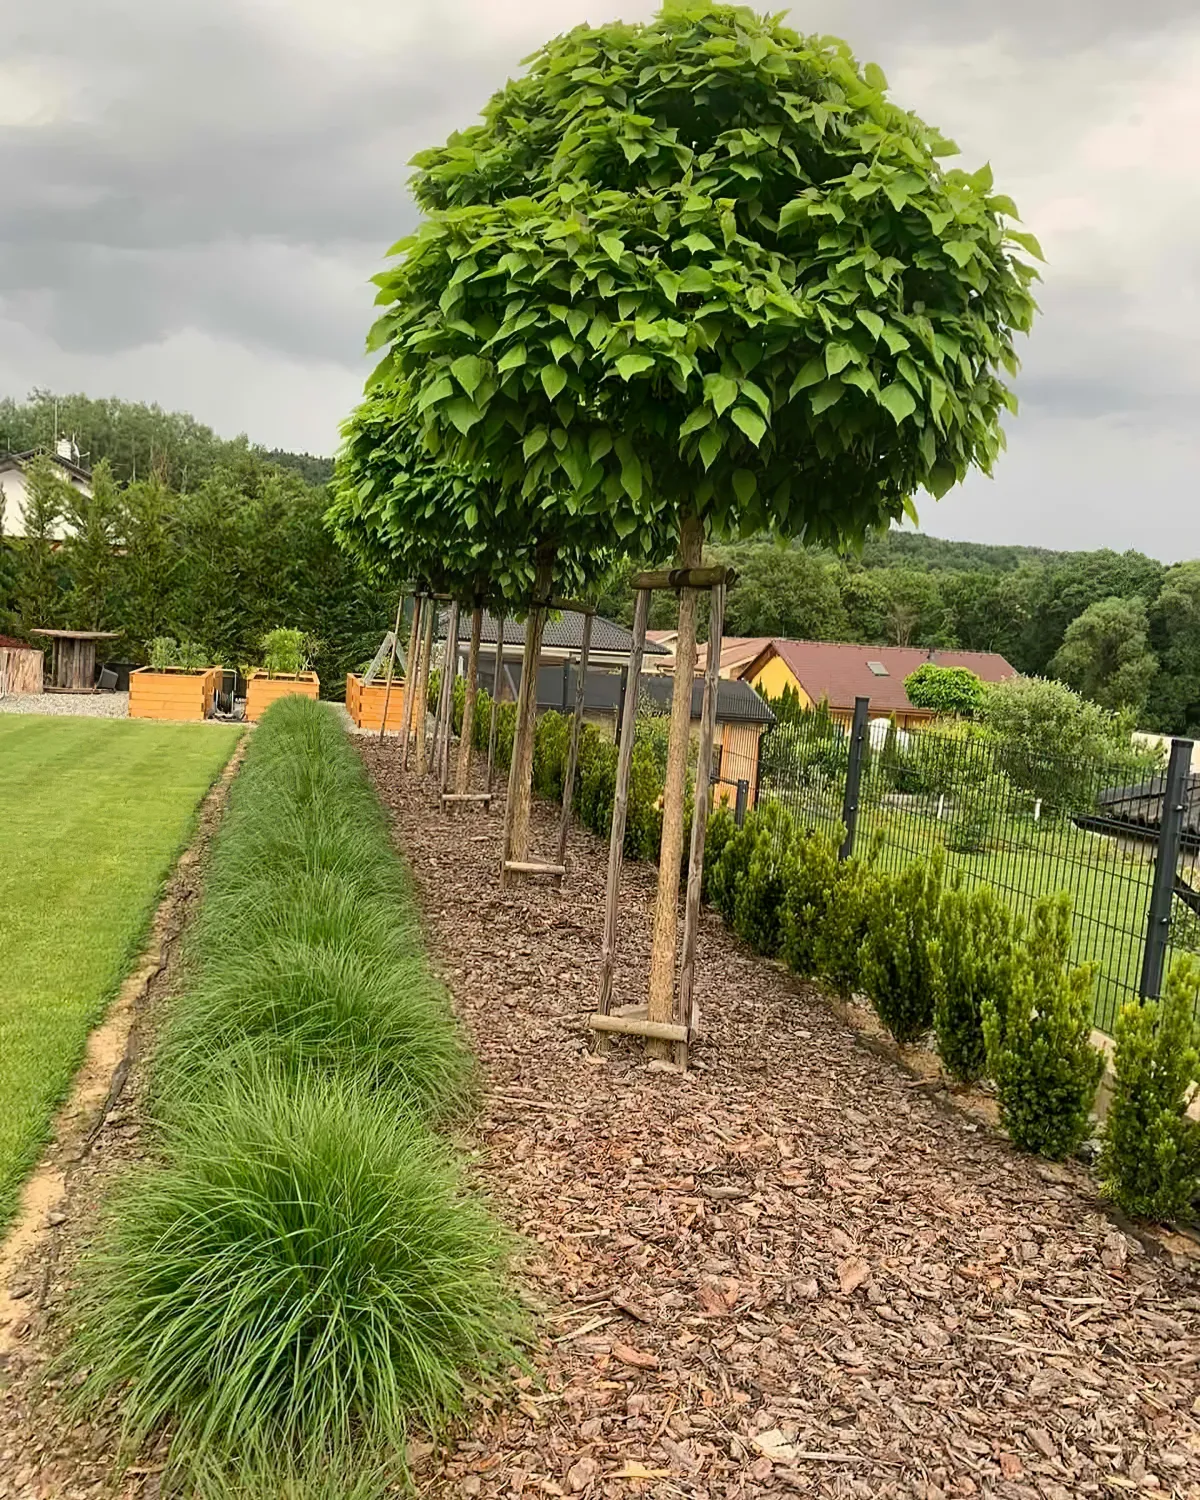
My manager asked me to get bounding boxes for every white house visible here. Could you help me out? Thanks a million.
[0,441,92,540]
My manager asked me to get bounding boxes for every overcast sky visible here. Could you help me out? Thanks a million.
[2,1,1197,560]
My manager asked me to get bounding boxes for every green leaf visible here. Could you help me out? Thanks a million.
[810,380,844,415]
[778,198,810,232]
[857,310,884,341]
[825,342,856,376]
[879,383,917,425]
[589,429,612,463]
[615,353,655,380]
[679,407,711,439]
[730,406,767,446]
[550,334,575,362]
[523,427,549,460]
[732,469,757,505]
[863,61,888,91]
[497,344,527,372]
[619,445,643,501]
[926,461,957,498]
[704,372,739,416]
[444,397,483,434]
[679,265,714,294]
[541,365,568,400]
[881,327,910,356]
[1007,228,1045,261]
[699,428,723,470]
[943,240,976,268]
[598,233,625,263]
[681,231,716,253]
[415,374,454,414]
[656,269,681,304]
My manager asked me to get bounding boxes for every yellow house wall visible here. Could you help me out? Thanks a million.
[746,654,812,704]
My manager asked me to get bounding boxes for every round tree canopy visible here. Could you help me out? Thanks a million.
[367,2,1039,552]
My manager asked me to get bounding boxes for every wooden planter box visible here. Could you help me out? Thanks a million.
[129,665,221,721]
[0,646,43,695]
[245,671,320,722]
[345,673,406,732]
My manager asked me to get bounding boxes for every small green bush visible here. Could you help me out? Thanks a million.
[813,854,879,998]
[779,829,842,979]
[707,811,758,927]
[70,1069,523,1483]
[148,636,211,671]
[532,710,570,800]
[625,739,664,860]
[577,724,617,836]
[731,804,797,956]
[260,627,310,677]
[931,885,1019,1084]
[983,894,1104,1159]
[1100,956,1200,1221]
[904,663,984,718]
[702,805,737,904]
[859,850,945,1044]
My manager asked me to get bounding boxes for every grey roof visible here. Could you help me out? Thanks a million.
[442,608,669,657]
[1096,772,1200,838]
[640,674,776,726]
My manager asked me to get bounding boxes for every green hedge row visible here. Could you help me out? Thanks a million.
[68,699,523,1497]
[705,802,1200,1217]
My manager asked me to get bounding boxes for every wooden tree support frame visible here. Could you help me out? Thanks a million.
[591,569,730,1069]
[500,602,595,887]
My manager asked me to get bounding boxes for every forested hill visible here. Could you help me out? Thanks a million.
[857,529,1083,573]
[0,391,332,493]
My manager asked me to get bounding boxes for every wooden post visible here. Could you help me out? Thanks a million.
[645,515,705,1056]
[456,605,483,794]
[439,601,461,795]
[486,614,505,790]
[414,597,435,777]
[501,573,551,882]
[377,591,405,744]
[400,595,423,770]
[596,588,650,1017]
[556,610,593,865]
[676,578,726,1065]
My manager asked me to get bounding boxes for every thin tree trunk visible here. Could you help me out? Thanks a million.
[438,600,461,793]
[456,606,483,793]
[556,610,593,864]
[486,615,504,789]
[645,514,704,1057]
[502,569,552,882]
[400,594,422,770]
[414,599,435,777]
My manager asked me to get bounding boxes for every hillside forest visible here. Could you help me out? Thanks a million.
[2,390,1197,735]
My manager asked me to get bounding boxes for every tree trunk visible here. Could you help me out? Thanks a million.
[486,615,504,788]
[456,606,483,793]
[645,514,704,1056]
[400,594,422,770]
[438,601,461,794]
[502,570,552,882]
[414,599,435,777]
[556,610,593,864]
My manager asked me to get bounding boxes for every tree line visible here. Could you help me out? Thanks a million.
[596,532,1200,736]
[1,394,385,690]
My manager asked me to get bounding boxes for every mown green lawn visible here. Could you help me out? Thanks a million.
[0,715,240,1229]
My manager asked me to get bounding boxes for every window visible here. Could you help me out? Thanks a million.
[867,660,889,676]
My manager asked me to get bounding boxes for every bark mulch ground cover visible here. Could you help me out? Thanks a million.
[365,746,1200,1500]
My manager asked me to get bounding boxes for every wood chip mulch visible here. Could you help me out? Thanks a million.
[364,746,1200,1500]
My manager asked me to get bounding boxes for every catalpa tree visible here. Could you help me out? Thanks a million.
[364,1,1039,1032]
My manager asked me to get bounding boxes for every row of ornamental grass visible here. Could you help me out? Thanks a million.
[68,696,524,1498]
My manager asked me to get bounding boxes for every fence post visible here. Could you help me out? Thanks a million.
[839,696,870,861]
[1138,738,1193,1000]
[734,779,749,826]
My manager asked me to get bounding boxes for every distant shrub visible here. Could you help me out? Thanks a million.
[859,850,945,1044]
[983,894,1103,1158]
[707,810,759,927]
[904,664,984,718]
[812,851,879,999]
[931,885,1020,1084]
[702,805,737,903]
[779,829,842,979]
[1100,956,1200,1221]
[732,804,797,956]
[260,626,311,677]
[532,710,569,799]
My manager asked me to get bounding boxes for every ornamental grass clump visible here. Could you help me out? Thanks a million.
[71,1069,524,1486]
[983,893,1103,1159]
[931,884,1020,1085]
[859,850,945,1044]
[1100,956,1200,1222]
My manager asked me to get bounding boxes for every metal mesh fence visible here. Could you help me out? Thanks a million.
[756,706,1198,1033]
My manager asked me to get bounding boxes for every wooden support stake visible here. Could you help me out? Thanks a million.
[399,595,423,770]
[676,577,726,1066]
[438,601,460,795]
[596,587,650,1017]
[501,588,549,883]
[632,565,732,591]
[377,591,405,743]
[502,860,566,878]
[588,1014,688,1044]
[441,792,493,804]
[556,609,593,865]
[486,614,504,790]
[414,597,435,777]
[456,605,483,794]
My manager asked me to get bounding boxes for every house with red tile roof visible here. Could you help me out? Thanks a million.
[737,639,1017,727]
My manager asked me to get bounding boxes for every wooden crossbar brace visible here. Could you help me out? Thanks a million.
[441,792,493,803]
[588,1015,688,1043]
[502,859,565,878]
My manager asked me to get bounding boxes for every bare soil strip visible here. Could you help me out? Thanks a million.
[365,747,1200,1500]
[0,742,245,1500]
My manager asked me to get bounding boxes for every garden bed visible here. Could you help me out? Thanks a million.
[128,665,221,721]
[244,669,319,721]
[362,746,1200,1500]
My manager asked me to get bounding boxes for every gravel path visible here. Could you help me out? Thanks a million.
[0,691,130,717]
[365,747,1200,1500]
